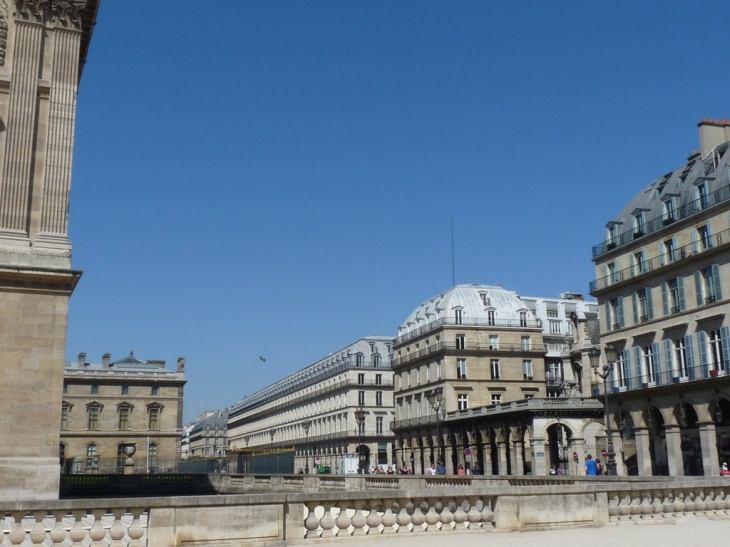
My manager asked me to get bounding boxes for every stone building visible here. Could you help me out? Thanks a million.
[391,284,603,475]
[61,352,186,474]
[188,409,229,459]
[228,336,395,473]
[590,119,730,476]
[0,0,100,501]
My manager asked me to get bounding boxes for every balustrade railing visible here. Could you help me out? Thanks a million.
[393,341,547,367]
[396,317,542,345]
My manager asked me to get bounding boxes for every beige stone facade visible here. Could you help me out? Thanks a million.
[590,119,730,476]
[61,352,186,474]
[0,0,99,501]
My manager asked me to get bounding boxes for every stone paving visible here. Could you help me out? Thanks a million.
[333,516,730,547]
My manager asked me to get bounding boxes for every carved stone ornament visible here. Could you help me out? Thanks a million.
[14,0,49,23]
[15,0,86,28]
[0,1,8,66]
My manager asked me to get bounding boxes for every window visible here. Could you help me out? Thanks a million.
[375,373,382,385]
[63,382,67,394]
[695,182,709,211]
[709,330,725,372]
[523,360,533,380]
[91,384,98,395]
[547,311,558,318]
[606,261,619,285]
[633,287,653,322]
[358,391,365,406]
[118,407,130,430]
[61,405,69,430]
[480,292,489,306]
[59,443,66,465]
[674,338,689,378]
[698,224,713,251]
[455,334,465,350]
[358,417,366,435]
[521,336,531,350]
[87,406,100,430]
[121,385,129,396]
[373,354,381,367]
[491,394,502,405]
[489,335,499,350]
[457,394,468,410]
[487,310,495,326]
[607,297,624,330]
[607,225,618,247]
[148,443,158,469]
[633,250,646,275]
[454,308,463,325]
[663,197,676,222]
[151,386,159,396]
[520,312,528,327]
[633,211,645,235]
[615,351,627,388]
[356,353,365,367]
[547,362,561,383]
[437,361,442,379]
[664,238,677,263]
[663,277,685,314]
[148,407,160,430]
[87,443,97,457]
[358,373,365,385]
[642,346,657,383]
[696,264,722,305]
[376,391,383,406]
[490,359,500,380]
[376,417,383,434]
[457,358,467,379]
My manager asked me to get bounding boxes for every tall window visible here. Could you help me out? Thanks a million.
[523,360,533,380]
[148,407,160,430]
[695,182,709,211]
[636,287,653,322]
[521,336,531,350]
[376,391,383,406]
[642,346,656,383]
[615,352,627,388]
[121,385,129,395]
[358,417,366,435]
[457,394,468,410]
[607,225,618,247]
[457,358,467,379]
[148,443,158,469]
[491,394,502,405]
[375,373,382,385]
[664,238,677,262]
[355,353,364,367]
[633,250,646,274]
[663,197,676,222]
[87,406,100,430]
[454,308,463,325]
[437,361,442,379]
[489,335,499,350]
[61,405,69,430]
[608,297,624,329]
[520,312,528,327]
[697,264,722,305]
[373,354,381,367]
[698,224,712,251]
[487,310,495,326]
[358,391,365,406]
[607,261,619,284]
[91,384,98,395]
[709,330,725,372]
[633,212,645,235]
[358,373,365,385]
[674,338,689,378]
[376,417,383,434]
[455,334,465,350]
[666,278,684,314]
[118,407,130,430]
[151,386,159,396]
[490,359,500,380]
[87,443,99,470]
[549,320,561,334]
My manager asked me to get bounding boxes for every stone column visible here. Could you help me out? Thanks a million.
[611,431,627,476]
[572,437,586,476]
[511,440,524,475]
[698,422,720,476]
[634,428,654,476]
[531,437,547,476]
[664,425,684,477]
[496,441,508,475]
[413,443,422,474]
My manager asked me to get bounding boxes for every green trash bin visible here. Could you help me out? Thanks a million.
[317,464,331,474]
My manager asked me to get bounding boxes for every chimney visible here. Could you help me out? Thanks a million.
[102,353,111,367]
[698,118,730,159]
[78,352,87,367]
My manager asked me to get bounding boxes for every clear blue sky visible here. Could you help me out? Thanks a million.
[68,1,730,423]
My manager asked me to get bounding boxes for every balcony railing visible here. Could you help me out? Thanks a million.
[605,360,729,392]
[589,224,730,294]
[392,341,547,367]
[396,317,542,345]
[592,182,730,259]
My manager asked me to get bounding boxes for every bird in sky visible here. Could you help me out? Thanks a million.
[259,356,266,362]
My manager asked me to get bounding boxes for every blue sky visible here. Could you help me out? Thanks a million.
[68,1,730,423]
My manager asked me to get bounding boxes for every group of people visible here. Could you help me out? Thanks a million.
[584,454,604,475]
[372,465,413,474]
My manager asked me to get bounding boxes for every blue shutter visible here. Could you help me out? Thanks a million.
[698,331,709,378]
[677,276,686,311]
[646,287,654,320]
[659,242,665,266]
[661,282,669,316]
[721,327,730,372]
[616,297,625,327]
[695,270,703,306]
[672,237,678,262]
[623,349,632,390]
[632,292,639,324]
[604,301,611,331]
[652,342,662,385]
[708,223,714,248]
[630,254,635,277]
[634,346,642,386]
[692,229,698,253]
[712,264,722,301]
[685,335,696,380]
[664,339,674,379]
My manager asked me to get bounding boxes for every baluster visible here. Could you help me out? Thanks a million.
[7,511,26,546]
[440,499,455,531]
[673,490,686,518]
[380,499,397,535]
[88,509,107,547]
[334,502,352,537]
[304,502,322,539]
[29,511,47,547]
[423,499,440,532]
[651,490,663,518]
[395,500,411,533]
[629,491,642,520]
[126,508,147,547]
[318,502,336,538]
[466,497,482,530]
[351,502,367,536]
[108,509,127,547]
[661,490,674,519]
[410,500,426,533]
[365,500,382,535]
[480,497,495,529]
[616,491,631,520]
[68,510,87,547]
[639,490,653,519]
[607,491,620,521]
[452,499,468,530]
[693,490,706,516]
[684,490,697,515]
[48,511,67,546]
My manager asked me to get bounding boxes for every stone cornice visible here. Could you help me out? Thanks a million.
[0,264,81,294]
[14,0,86,28]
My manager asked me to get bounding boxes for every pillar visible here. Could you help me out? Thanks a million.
[511,441,524,475]
[699,422,720,476]
[413,442,423,474]
[572,437,586,476]
[531,437,547,476]
[634,428,653,476]
[496,441,508,475]
[664,425,684,477]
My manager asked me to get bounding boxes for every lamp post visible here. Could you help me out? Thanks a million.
[302,420,312,474]
[354,408,366,474]
[590,345,618,476]
[427,388,444,464]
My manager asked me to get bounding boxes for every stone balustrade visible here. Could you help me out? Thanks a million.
[2,478,730,545]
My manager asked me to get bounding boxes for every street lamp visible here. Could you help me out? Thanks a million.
[302,420,312,474]
[427,388,444,464]
[354,408,366,474]
[590,344,618,476]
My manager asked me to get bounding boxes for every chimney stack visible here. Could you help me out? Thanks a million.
[698,118,730,159]
[78,352,86,367]
[102,353,111,367]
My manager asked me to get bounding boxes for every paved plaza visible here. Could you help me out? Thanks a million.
[334,516,729,547]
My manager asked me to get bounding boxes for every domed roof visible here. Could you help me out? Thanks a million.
[398,283,533,337]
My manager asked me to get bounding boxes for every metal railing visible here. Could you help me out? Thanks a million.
[606,361,730,392]
[590,225,730,294]
[393,341,547,367]
[592,182,730,258]
[396,317,542,345]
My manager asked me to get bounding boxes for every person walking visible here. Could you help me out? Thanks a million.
[585,454,597,476]
[436,460,447,475]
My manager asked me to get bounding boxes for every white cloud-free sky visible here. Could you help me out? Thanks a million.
[67,1,730,422]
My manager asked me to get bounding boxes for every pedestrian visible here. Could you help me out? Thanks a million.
[595,458,603,476]
[436,460,447,475]
[585,454,597,476]
[457,464,465,475]
[549,464,557,475]
[472,462,481,475]
[429,463,437,475]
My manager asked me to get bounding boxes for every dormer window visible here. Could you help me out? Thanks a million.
[519,311,528,327]
[479,292,490,306]
[633,211,645,237]
[695,181,709,211]
[454,308,463,325]
[662,196,677,224]
[355,353,364,367]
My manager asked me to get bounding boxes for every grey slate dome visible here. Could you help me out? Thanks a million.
[398,283,536,339]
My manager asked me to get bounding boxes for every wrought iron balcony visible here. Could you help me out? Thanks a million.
[395,317,542,345]
[392,341,547,367]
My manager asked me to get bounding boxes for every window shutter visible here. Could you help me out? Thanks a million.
[659,242,665,266]
[605,301,612,330]
[694,270,703,306]
[630,254,635,277]
[623,349,632,390]
[634,346,642,386]
[685,335,696,381]
[652,342,662,385]
[677,276,686,311]
[664,339,673,378]
[661,282,669,316]
[616,297,625,327]
[646,287,654,320]
[721,327,730,371]
[698,331,709,378]
[692,229,698,254]
[632,292,639,323]
[712,264,722,301]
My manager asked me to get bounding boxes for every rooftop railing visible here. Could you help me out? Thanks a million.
[392,341,547,367]
[396,317,542,345]
[592,182,730,259]
[589,225,730,294]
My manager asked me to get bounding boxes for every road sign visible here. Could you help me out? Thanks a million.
[464,448,471,456]
[601,448,608,458]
